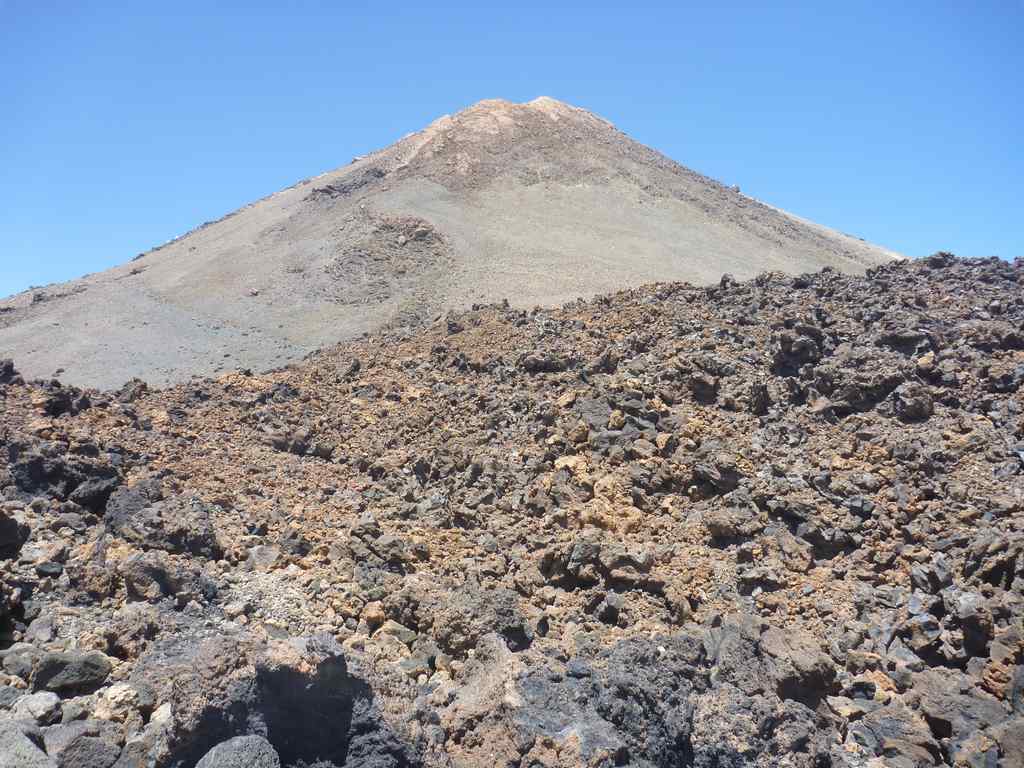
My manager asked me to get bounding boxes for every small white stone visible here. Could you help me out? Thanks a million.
[94,682,139,722]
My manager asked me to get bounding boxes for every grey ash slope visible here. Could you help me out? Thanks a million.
[0,97,900,389]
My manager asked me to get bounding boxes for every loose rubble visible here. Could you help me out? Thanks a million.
[1,255,1022,767]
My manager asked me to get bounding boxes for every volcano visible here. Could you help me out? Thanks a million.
[0,97,899,388]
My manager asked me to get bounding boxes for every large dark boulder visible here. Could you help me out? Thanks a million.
[431,582,533,655]
[119,550,217,604]
[0,358,23,385]
[130,632,413,768]
[0,508,30,559]
[6,438,119,512]
[54,735,122,768]
[195,735,280,768]
[105,486,223,559]
[33,651,112,695]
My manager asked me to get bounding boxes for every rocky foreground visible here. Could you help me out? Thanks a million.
[1,254,1023,767]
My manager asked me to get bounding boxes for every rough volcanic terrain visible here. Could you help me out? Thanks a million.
[2,254,1022,767]
[0,97,899,389]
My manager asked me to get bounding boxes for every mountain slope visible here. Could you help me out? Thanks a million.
[0,97,900,388]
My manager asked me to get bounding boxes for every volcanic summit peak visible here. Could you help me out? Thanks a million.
[453,95,586,117]
[417,96,608,140]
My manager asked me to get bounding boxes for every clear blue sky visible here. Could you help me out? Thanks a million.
[2,2,1021,297]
